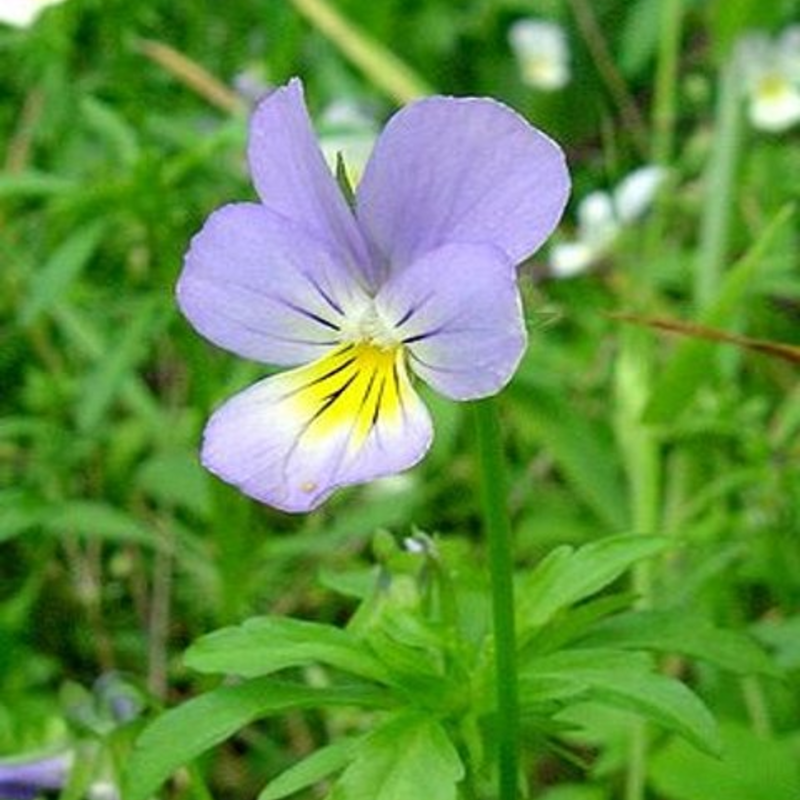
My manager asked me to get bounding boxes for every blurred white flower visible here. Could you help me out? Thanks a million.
[317,99,378,187]
[508,19,570,91]
[89,779,121,800]
[738,27,800,132]
[549,166,666,278]
[614,165,667,223]
[0,0,66,27]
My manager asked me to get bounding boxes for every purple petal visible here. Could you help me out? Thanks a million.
[247,79,375,287]
[0,784,40,800]
[376,243,526,399]
[201,344,433,512]
[0,753,71,798]
[356,96,570,270]
[178,203,370,366]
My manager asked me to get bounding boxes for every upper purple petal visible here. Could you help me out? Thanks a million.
[247,79,375,287]
[356,95,570,272]
[375,242,527,400]
[178,203,370,366]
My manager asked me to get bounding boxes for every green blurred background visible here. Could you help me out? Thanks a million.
[2,0,800,797]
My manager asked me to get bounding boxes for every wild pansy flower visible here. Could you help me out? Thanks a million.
[0,752,119,800]
[549,165,665,278]
[738,27,800,132]
[0,752,71,800]
[508,19,570,91]
[178,79,569,512]
[0,0,66,28]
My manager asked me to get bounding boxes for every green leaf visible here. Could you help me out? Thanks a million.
[329,712,463,800]
[135,450,210,517]
[524,593,639,658]
[753,615,800,670]
[52,302,163,428]
[19,220,107,326]
[540,786,608,800]
[81,96,141,166]
[42,501,157,547]
[643,204,794,423]
[359,607,449,698]
[650,720,800,800]
[124,679,388,800]
[0,490,50,542]
[185,616,390,683]
[0,171,76,199]
[508,387,628,531]
[709,0,783,57]
[520,650,720,755]
[516,534,669,634]
[76,298,169,431]
[580,610,778,676]
[618,0,661,76]
[259,737,362,800]
[335,151,356,209]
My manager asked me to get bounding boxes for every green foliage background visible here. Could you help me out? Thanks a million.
[2,0,800,798]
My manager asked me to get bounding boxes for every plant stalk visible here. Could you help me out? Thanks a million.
[695,52,744,310]
[473,399,519,800]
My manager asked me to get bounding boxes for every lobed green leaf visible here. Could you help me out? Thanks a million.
[650,721,800,800]
[516,534,669,635]
[579,609,778,676]
[258,737,362,800]
[520,649,720,755]
[124,679,389,800]
[185,616,391,684]
[329,712,463,800]
[19,220,108,326]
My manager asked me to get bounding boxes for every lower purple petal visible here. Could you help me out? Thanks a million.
[0,753,71,799]
[201,344,433,512]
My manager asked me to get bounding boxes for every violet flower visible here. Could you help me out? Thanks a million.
[178,79,569,512]
[0,752,71,800]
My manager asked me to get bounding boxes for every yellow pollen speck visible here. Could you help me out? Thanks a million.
[300,481,317,493]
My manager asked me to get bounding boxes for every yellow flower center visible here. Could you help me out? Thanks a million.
[284,340,408,451]
[757,72,792,100]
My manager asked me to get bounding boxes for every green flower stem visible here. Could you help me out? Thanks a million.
[645,0,683,254]
[473,398,519,800]
[651,0,683,169]
[619,5,684,794]
[695,52,744,311]
[741,675,773,739]
[615,330,662,800]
